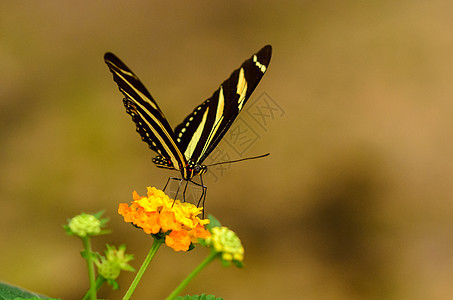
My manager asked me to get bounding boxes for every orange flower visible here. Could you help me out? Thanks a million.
[165,229,192,251]
[160,210,182,232]
[118,187,210,251]
[189,224,211,241]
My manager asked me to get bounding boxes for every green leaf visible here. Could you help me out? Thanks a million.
[92,210,105,220]
[206,215,221,230]
[187,242,196,251]
[106,278,119,290]
[62,224,74,236]
[80,249,98,260]
[197,238,208,247]
[220,258,231,267]
[175,294,223,300]
[0,281,54,299]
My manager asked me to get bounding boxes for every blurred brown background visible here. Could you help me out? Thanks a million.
[1,1,453,299]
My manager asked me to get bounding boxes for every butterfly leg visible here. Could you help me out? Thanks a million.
[181,180,191,202]
[163,177,184,204]
[186,176,207,217]
[199,175,207,218]
[174,178,184,201]
[163,177,173,191]
[196,175,207,207]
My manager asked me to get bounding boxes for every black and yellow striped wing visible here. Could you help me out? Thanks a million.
[105,45,272,181]
[104,53,187,172]
[174,45,272,165]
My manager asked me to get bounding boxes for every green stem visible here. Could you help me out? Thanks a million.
[82,236,97,300]
[82,277,106,300]
[123,238,164,300]
[166,251,218,300]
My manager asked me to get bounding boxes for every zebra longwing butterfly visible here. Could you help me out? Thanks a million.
[104,45,272,202]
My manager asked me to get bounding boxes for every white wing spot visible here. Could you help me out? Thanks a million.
[253,55,267,73]
[189,117,193,121]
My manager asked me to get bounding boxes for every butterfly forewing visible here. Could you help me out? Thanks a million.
[174,45,272,165]
[104,53,187,171]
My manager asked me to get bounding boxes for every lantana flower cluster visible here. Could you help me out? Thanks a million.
[68,213,102,237]
[95,244,135,281]
[205,226,244,264]
[118,187,210,251]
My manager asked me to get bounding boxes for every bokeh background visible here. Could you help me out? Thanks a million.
[2,1,453,299]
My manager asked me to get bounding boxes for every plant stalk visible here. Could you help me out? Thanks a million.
[166,251,218,300]
[123,238,164,300]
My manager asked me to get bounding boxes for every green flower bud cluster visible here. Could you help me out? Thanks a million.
[96,245,135,280]
[205,226,244,262]
[68,213,102,237]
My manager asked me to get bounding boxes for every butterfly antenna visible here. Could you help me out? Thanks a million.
[206,153,270,167]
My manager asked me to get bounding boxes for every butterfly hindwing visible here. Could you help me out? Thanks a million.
[104,53,187,171]
[174,45,272,165]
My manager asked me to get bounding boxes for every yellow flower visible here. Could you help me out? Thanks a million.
[118,187,210,251]
[205,226,244,263]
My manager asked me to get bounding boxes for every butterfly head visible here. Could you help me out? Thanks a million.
[184,160,207,180]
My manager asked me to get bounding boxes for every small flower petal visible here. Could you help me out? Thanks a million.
[165,229,192,251]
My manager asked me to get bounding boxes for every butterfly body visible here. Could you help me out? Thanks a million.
[105,45,272,190]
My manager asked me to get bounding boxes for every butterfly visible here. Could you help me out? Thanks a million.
[104,45,272,202]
